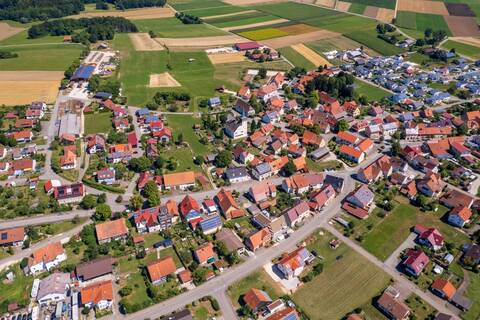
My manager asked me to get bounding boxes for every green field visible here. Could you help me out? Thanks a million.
[348,3,367,14]
[171,0,227,11]
[278,46,315,70]
[354,79,390,102]
[184,5,250,17]
[84,112,112,134]
[396,12,452,36]
[0,43,83,71]
[361,199,470,261]
[292,230,391,320]
[442,40,480,59]
[463,270,480,320]
[165,114,209,156]
[238,27,289,40]
[307,37,379,57]
[207,12,279,28]
[134,18,228,38]
[344,29,404,56]
[342,0,396,9]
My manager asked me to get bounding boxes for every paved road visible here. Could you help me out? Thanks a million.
[213,290,238,320]
[0,210,92,229]
[384,232,417,269]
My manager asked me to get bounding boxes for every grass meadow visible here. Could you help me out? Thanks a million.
[134,18,228,37]
[278,46,315,70]
[442,40,480,59]
[396,11,452,36]
[342,0,396,9]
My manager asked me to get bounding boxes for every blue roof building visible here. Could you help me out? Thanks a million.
[71,65,95,81]
[199,215,222,235]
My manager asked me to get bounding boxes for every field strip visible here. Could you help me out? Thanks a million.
[335,1,351,11]
[0,80,60,105]
[291,43,332,66]
[450,37,480,48]
[222,0,288,6]
[70,7,175,19]
[444,16,480,37]
[315,0,335,8]
[0,22,24,41]
[260,29,340,48]
[208,52,247,64]
[129,33,165,51]
[154,35,250,47]
[222,19,289,31]
[0,71,64,81]
[148,73,181,87]
[376,8,395,23]
[203,9,258,20]
[397,0,449,15]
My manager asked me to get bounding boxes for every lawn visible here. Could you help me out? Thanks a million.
[278,46,315,70]
[0,264,33,313]
[292,230,391,320]
[238,27,289,41]
[344,29,404,56]
[405,294,437,319]
[463,270,480,320]
[227,270,283,309]
[164,114,209,156]
[442,40,480,59]
[161,147,202,173]
[306,159,343,172]
[354,79,390,102]
[134,18,228,38]
[342,0,396,9]
[84,112,112,134]
[361,198,470,261]
[0,43,84,71]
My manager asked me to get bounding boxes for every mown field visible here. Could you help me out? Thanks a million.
[134,18,228,37]
[354,79,390,102]
[344,29,404,56]
[278,46,315,70]
[342,0,396,10]
[396,11,453,36]
[207,11,279,28]
[442,40,480,59]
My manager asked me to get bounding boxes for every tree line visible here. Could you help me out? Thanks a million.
[175,12,202,24]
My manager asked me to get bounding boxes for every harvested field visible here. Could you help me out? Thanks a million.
[452,37,480,48]
[222,19,288,31]
[445,3,476,17]
[73,7,175,19]
[154,35,250,47]
[316,0,335,8]
[362,6,379,19]
[0,71,64,81]
[397,0,449,15]
[148,72,181,87]
[444,16,480,37]
[0,81,59,105]
[260,29,340,48]
[336,1,351,11]
[376,8,395,23]
[0,22,23,41]
[208,52,246,64]
[223,0,287,5]
[291,43,331,66]
[203,9,257,20]
[129,33,164,51]
[277,24,320,35]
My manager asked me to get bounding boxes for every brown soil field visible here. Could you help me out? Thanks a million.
[129,33,164,51]
[73,7,174,19]
[445,3,476,17]
[316,0,335,8]
[222,19,288,31]
[0,71,64,81]
[291,43,331,66]
[154,35,250,47]
[452,37,480,48]
[208,52,247,64]
[277,24,320,35]
[148,73,181,87]
[260,29,339,48]
[0,22,24,41]
[362,6,379,19]
[397,0,449,15]
[0,80,60,105]
[376,8,395,23]
[203,10,258,20]
[295,0,316,4]
[336,1,351,12]
[444,16,480,37]
[222,0,288,5]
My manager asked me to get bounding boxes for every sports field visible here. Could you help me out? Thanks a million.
[292,230,391,320]
[134,18,228,38]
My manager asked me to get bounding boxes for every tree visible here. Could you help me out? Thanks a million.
[282,160,297,177]
[177,133,184,145]
[129,156,152,173]
[80,194,97,209]
[337,119,348,132]
[130,194,143,210]
[258,68,267,79]
[214,150,232,168]
[143,181,161,207]
[95,204,112,221]
[424,28,433,38]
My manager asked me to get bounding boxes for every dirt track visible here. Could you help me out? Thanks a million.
[154,35,250,47]
[129,33,164,51]
[222,19,288,31]
[260,29,340,48]
[72,7,174,19]
[397,0,449,15]
[148,73,181,87]
[291,43,331,66]
[444,16,480,37]
[0,22,24,41]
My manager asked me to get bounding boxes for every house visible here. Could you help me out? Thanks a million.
[338,145,365,164]
[461,243,480,266]
[160,309,193,320]
[60,150,76,170]
[225,167,251,184]
[376,287,411,320]
[107,144,133,163]
[194,242,215,264]
[11,158,36,176]
[233,146,254,164]
[431,278,456,301]
[245,228,271,251]
[12,130,33,143]
[309,184,336,210]
[284,201,310,227]
[249,181,276,203]
[147,256,177,285]
[234,99,254,117]
[76,257,114,282]
[162,171,195,190]
[37,273,70,305]
[0,227,25,247]
[215,228,245,254]
[415,226,444,251]
[346,185,375,211]
[281,173,324,194]
[417,172,445,197]
[225,119,248,139]
[28,242,67,274]
[131,206,173,234]
[199,214,223,235]
[275,246,313,279]
[86,135,105,154]
[252,162,273,181]
[401,180,418,200]
[215,189,244,220]
[243,288,272,313]
[403,248,429,276]
[95,218,129,244]
[44,179,61,194]
[441,189,474,209]
[96,167,116,185]
[179,195,201,220]
[53,183,85,204]
[448,206,472,228]
[357,155,392,184]
[336,131,359,145]
[266,307,299,320]
[80,280,114,310]
[302,130,325,147]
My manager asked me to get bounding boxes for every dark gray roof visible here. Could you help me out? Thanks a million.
[225,167,249,179]
[254,162,271,175]
[76,256,113,281]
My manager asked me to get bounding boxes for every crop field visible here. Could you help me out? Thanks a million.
[292,230,391,320]
[416,13,452,36]
[291,43,331,67]
[183,5,251,17]
[341,0,396,10]
[307,36,378,57]
[0,22,23,41]
[278,46,316,70]
[442,40,480,59]
[171,0,227,11]
[134,18,228,38]
[344,29,404,56]
[348,3,366,14]
[73,6,175,19]
[397,0,450,15]
[238,27,289,40]
[207,11,285,29]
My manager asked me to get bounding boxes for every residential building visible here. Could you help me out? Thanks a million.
[346,185,375,211]
[275,246,313,279]
[281,173,324,194]
[417,172,445,197]
[0,227,25,247]
[80,280,114,310]
[252,162,273,181]
[147,256,177,285]
[37,273,71,305]
[245,228,271,251]
[194,242,215,265]
[28,242,67,274]
[215,188,244,220]
[53,183,85,204]
[243,288,272,313]
[248,181,276,203]
[75,257,114,282]
[225,119,248,139]
[431,279,456,301]
[95,218,129,244]
[215,228,245,255]
[402,248,429,276]
[338,145,365,164]
[224,167,251,184]
[162,171,196,190]
[376,287,411,320]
